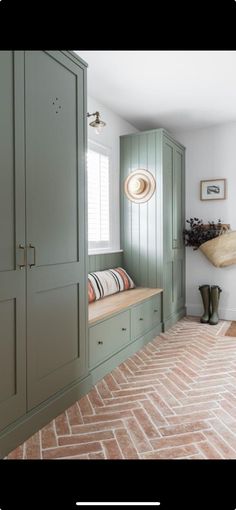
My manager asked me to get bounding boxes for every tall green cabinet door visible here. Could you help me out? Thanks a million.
[173,145,185,250]
[25,51,88,410]
[173,145,185,314]
[162,136,185,324]
[162,137,175,320]
[0,51,26,431]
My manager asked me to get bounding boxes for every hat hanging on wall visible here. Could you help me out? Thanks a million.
[124,169,156,203]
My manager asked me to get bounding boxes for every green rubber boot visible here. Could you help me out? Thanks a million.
[209,285,222,325]
[199,285,211,323]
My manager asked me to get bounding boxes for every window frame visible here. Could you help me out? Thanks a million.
[87,140,116,255]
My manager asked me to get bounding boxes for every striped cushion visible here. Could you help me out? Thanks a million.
[88,267,135,303]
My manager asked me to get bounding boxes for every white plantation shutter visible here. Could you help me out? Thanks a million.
[88,145,110,250]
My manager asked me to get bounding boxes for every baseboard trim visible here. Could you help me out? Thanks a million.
[163,307,186,331]
[187,304,236,321]
[90,323,163,386]
[0,374,92,459]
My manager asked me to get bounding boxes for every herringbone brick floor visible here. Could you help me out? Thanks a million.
[7,317,236,459]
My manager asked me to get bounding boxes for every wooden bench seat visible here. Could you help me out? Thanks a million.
[88,287,163,325]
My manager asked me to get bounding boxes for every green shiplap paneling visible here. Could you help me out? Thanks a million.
[121,136,133,279]
[88,252,123,273]
[139,135,148,287]
[120,130,162,288]
[131,135,140,283]
[120,129,186,329]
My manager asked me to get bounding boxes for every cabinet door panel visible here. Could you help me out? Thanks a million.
[163,139,174,258]
[163,138,175,321]
[173,147,185,249]
[150,294,161,326]
[173,145,185,313]
[89,311,130,368]
[25,51,78,267]
[173,255,185,310]
[25,51,87,410]
[0,51,26,431]
[131,301,152,339]
[163,137,185,321]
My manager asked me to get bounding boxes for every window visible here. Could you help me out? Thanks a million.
[87,142,111,253]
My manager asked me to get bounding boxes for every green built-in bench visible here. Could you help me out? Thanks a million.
[88,287,163,384]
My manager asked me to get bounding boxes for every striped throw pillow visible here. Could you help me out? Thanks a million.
[88,267,135,303]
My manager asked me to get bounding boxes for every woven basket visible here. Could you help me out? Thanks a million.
[199,231,236,267]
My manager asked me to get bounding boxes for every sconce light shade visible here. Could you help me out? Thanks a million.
[124,169,156,203]
[87,111,106,134]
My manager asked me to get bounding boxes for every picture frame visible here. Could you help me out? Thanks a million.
[200,179,226,201]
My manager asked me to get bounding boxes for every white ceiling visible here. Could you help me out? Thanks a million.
[75,51,236,132]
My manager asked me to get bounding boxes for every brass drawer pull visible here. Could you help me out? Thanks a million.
[18,244,26,269]
[98,340,103,345]
[122,327,127,331]
[139,317,144,321]
[29,243,36,268]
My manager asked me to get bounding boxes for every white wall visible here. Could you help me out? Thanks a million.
[174,122,236,320]
[87,96,138,252]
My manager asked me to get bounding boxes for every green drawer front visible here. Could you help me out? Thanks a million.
[89,310,130,368]
[131,295,161,340]
[131,300,152,340]
[151,294,161,326]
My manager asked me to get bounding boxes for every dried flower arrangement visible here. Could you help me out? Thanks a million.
[183,218,225,250]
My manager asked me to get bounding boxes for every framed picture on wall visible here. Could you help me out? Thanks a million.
[200,179,226,200]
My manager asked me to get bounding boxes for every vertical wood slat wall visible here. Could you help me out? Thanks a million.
[88,252,123,273]
[120,130,163,288]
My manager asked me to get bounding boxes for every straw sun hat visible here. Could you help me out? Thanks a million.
[124,169,156,203]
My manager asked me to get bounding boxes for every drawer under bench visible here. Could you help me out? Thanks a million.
[89,288,163,371]
[89,310,130,368]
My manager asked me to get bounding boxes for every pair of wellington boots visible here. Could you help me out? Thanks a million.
[199,285,222,325]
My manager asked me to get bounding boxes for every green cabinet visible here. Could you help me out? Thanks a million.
[0,52,88,445]
[131,300,152,340]
[150,294,162,327]
[120,129,185,330]
[25,51,87,409]
[131,294,161,340]
[89,310,130,368]
[163,136,185,327]
[0,51,26,431]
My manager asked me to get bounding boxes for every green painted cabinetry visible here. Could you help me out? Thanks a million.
[88,293,162,383]
[25,51,87,410]
[0,51,26,432]
[89,310,130,368]
[131,294,161,340]
[0,51,89,457]
[120,129,185,330]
